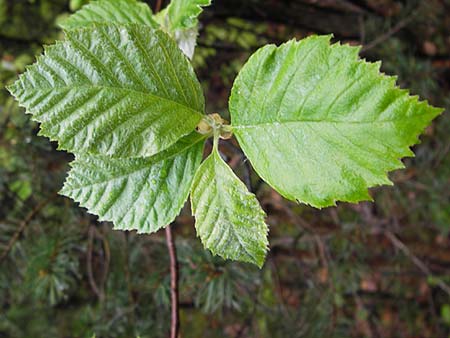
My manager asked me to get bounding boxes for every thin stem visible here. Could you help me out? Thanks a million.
[0,194,55,263]
[385,230,450,297]
[123,232,136,325]
[155,0,163,13]
[361,10,417,53]
[151,3,179,336]
[86,225,111,303]
[155,0,179,331]
[213,130,220,152]
[165,224,179,338]
[87,226,103,301]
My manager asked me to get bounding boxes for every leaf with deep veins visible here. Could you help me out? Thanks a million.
[8,23,204,158]
[229,35,443,208]
[191,147,269,267]
[60,0,158,30]
[61,133,205,233]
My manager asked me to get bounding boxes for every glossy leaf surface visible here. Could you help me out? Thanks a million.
[8,24,204,158]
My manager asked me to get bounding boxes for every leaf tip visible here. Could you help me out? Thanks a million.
[58,185,71,199]
[255,259,265,269]
[5,82,17,98]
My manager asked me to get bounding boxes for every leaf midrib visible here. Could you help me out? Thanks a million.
[24,84,204,118]
[212,152,259,263]
[233,115,430,128]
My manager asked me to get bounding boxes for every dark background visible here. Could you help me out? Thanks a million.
[0,0,449,337]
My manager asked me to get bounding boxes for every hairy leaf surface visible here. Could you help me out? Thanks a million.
[191,147,269,267]
[8,24,204,158]
[61,133,205,233]
[60,0,158,30]
[230,35,443,208]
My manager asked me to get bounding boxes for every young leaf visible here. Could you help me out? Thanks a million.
[8,24,205,158]
[61,133,205,233]
[166,0,211,31]
[190,146,269,267]
[155,0,211,59]
[60,0,158,30]
[60,0,199,59]
[229,35,443,208]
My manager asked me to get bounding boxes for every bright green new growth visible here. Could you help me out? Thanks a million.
[191,145,269,268]
[166,0,212,30]
[155,0,212,59]
[7,0,443,267]
[230,36,443,208]
[60,0,207,63]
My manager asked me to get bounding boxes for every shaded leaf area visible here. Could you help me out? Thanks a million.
[1,0,450,338]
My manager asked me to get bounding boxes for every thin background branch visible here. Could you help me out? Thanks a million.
[0,194,56,263]
[165,224,180,338]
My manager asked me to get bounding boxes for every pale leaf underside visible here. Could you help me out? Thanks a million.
[191,148,269,267]
[8,23,204,158]
[230,35,443,208]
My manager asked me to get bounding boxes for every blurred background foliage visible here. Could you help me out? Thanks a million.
[0,0,449,337]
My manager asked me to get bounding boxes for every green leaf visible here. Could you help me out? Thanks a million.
[8,23,205,158]
[61,0,158,30]
[61,133,205,233]
[166,0,211,30]
[155,0,211,59]
[229,35,443,208]
[190,146,269,267]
